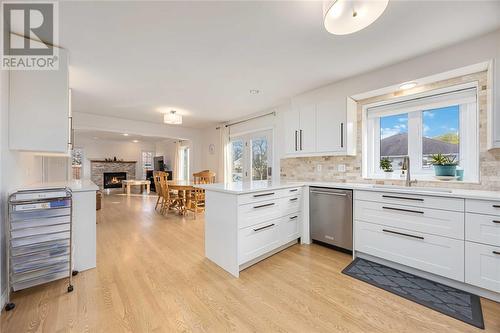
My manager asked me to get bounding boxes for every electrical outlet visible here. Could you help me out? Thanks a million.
[337,164,346,172]
[316,164,322,172]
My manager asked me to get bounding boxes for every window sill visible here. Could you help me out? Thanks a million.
[365,173,479,184]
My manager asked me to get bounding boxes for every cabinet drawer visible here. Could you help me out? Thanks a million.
[465,242,500,293]
[355,190,464,212]
[354,220,464,281]
[466,199,500,217]
[239,220,280,264]
[465,213,500,246]
[238,190,280,205]
[354,200,464,239]
[281,195,301,216]
[280,187,302,198]
[281,213,301,245]
[238,199,281,229]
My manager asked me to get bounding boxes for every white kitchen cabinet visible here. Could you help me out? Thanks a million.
[316,99,345,153]
[284,108,300,155]
[284,104,316,154]
[9,45,70,153]
[487,59,500,149]
[465,242,500,293]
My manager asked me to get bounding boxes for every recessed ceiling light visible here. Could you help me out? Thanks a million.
[132,140,139,143]
[122,133,129,136]
[399,81,418,90]
[323,0,389,35]
[249,89,260,94]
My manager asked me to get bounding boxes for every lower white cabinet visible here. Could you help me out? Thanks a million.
[465,213,500,246]
[465,242,500,293]
[281,213,301,245]
[239,220,281,264]
[355,220,464,281]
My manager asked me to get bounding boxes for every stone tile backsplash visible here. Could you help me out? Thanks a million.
[281,71,500,191]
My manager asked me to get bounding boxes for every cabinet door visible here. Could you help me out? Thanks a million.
[465,242,500,293]
[9,46,69,153]
[298,105,316,153]
[284,108,300,155]
[316,99,346,153]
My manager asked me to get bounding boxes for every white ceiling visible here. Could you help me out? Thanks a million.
[61,1,500,128]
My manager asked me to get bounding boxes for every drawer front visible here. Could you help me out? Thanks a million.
[281,195,301,216]
[355,190,464,212]
[355,220,464,281]
[466,199,500,217]
[465,213,500,246]
[354,200,464,239]
[280,187,302,198]
[465,242,500,293]
[239,190,280,205]
[280,213,301,245]
[238,199,282,229]
[239,220,280,264]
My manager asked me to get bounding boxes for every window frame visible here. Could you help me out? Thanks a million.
[363,82,479,182]
[141,150,154,179]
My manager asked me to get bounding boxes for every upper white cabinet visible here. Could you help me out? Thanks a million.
[284,95,356,157]
[488,59,500,149]
[9,45,70,153]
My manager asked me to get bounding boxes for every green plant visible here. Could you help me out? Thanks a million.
[429,153,458,166]
[380,158,393,172]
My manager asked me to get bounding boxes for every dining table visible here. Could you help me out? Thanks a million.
[167,180,202,215]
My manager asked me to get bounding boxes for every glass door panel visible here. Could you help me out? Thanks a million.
[230,130,272,182]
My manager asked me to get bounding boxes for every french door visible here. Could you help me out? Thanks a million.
[230,129,273,182]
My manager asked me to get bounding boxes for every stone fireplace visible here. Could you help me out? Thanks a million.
[90,160,136,190]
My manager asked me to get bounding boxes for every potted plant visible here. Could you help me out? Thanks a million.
[380,158,393,178]
[429,153,458,177]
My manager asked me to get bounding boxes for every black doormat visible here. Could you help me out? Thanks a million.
[342,258,484,329]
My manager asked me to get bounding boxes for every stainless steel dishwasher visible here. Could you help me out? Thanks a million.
[309,187,353,251]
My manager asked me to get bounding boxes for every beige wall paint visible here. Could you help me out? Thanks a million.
[281,71,500,191]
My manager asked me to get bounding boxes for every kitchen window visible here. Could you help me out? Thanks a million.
[364,83,479,181]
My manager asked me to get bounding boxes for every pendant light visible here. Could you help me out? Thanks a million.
[323,0,389,35]
[164,110,182,125]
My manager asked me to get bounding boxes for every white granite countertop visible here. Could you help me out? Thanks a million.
[13,179,99,193]
[199,180,500,201]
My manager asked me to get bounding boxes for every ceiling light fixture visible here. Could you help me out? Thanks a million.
[132,140,139,143]
[250,89,260,94]
[122,133,129,136]
[323,0,389,35]
[164,110,182,125]
[399,81,418,90]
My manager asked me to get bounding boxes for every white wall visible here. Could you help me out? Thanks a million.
[1,70,44,306]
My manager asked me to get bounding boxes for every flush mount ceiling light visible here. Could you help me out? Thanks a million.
[164,110,182,125]
[399,81,418,90]
[323,0,389,35]
[132,140,139,143]
[249,89,260,95]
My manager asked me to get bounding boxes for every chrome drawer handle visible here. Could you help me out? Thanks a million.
[289,198,298,202]
[382,229,424,240]
[253,203,275,209]
[382,206,424,214]
[253,192,275,198]
[253,223,275,232]
[493,251,500,255]
[382,195,424,202]
[289,216,298,220]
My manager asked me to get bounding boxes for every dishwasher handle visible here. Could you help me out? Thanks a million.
[310,190,347,197]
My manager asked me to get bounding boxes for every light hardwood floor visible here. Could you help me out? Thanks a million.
[2,194,500,332]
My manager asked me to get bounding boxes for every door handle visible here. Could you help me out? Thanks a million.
[253,203,275,209]
[340,122,344,148]
[253,223,275,232]
[310,191,347,196]
[382,229,424,240]
[382,206,424,214]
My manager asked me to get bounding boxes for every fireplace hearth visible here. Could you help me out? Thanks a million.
[103,172,127,189]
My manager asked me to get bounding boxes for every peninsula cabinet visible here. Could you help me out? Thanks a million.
[9,42,71,154]
[284,96,356,157]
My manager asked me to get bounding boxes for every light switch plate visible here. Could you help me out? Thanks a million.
[316,164,322,172]
[337,164,346,172]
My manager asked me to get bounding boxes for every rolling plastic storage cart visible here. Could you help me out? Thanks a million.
[5,187,77,311]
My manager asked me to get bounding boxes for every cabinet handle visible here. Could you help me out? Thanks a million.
[493,251,500,255]
[382,195,424,202]
[253,203,275,209]
[253,223,275,232]
[493,220,500,224]
[289,197,298,201]
[383,229,424,240]
[289,215,298,220]
[299,129,303,150]
[340,122,344,148]
[253,192,274,198]
[295,130,298,151]
[382,206,424,214]
[493,205,500,208]
[289,189,298,192]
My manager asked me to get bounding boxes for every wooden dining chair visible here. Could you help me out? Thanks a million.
[186,187,206,219]
[193,170,216,184]
[153,171,163,210]
[158,172,179,214]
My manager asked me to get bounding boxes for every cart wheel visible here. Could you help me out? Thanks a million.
[5,303,15,311]
[72,270,79,276]
[67,285,74,293]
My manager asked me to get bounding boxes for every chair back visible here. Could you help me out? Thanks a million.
[193,170,216,184]
[157,171,169,199]
[153,171,162,193]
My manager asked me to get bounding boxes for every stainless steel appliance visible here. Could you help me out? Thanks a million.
[309,187,353,251]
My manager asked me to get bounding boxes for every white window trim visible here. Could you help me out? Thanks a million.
[362,81,480,182]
